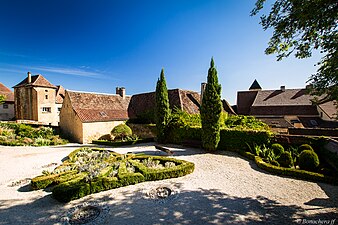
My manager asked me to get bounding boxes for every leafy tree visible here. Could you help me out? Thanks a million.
[201,58,223,151]
[0,95,5,104]
[251,0,338,102]
[155,68,171,143]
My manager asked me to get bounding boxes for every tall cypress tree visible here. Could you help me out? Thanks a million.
[155,68,171,143]
[201,58,222,151]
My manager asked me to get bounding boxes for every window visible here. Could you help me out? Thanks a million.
[3,104,8,109]
[45,94,48,99]
[42,107,51,113]
[58,107,61,112]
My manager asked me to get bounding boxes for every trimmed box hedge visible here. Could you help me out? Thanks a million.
[92,138,154,147]
[32,148,195,202]
[167,126,273,150]
[231,145,338,185]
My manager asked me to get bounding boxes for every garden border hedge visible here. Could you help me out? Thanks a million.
[92,138,154,147]
[32,148,194,202]
[234,150,338,185]
[167,126,273,151]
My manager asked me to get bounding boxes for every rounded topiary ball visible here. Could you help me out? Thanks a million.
[299,144,314,152]
[298,150,320,172]
[277,152,294,168]
[271,143,284,156]
[111,124,132,140]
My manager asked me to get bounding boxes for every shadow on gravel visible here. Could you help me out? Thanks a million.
[305,183,338,209]
[1,187,337,225]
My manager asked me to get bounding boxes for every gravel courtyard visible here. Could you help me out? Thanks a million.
[0,143,337,225]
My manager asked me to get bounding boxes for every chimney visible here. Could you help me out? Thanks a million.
[201,82,207,103]
[27,72,32,84]
[116,87,126,99]
[280,85,286,92]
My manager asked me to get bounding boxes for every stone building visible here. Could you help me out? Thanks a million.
[0,82,14,121]
[236,80,337,130]
[13,72,64,126]
[60,85,235,144]
[60,89,130,143]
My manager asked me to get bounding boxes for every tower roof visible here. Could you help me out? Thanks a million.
[249,79,262,90]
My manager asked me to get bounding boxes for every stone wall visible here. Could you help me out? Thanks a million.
[59,94,83,143]
[0,103,14,120]
[82,120,125,144]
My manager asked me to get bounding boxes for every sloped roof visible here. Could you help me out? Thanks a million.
[13,74,57,89]
[252,89,313,106]
[56,85,65,104]
[128,89,201,118]
[0,82,14,102]
[318,101,337,119]
[67,91,131,122]
[249,79,262,90]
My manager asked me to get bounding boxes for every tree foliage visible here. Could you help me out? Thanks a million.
[251,0,338,101]
[201,58,223,151]
[0,95,5,104]
[155,68,171,143]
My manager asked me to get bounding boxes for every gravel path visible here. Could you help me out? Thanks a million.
[0,143,337,225]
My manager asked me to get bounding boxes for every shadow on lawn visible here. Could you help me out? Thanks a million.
[1,185,337,225]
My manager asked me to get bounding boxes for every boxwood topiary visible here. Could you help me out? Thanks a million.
[299,144,314,152]
[111,124,132,140]
[277,152,294,168]
[299,150,320,172]
[271,143,284,156]
[32,148,195,202]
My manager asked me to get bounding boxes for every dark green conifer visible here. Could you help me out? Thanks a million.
[155,68,171,143]
[201,58,222,151]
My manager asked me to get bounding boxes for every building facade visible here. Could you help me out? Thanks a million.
[60,89,130,143]
[13,72,64,126]
[0,82,15,121]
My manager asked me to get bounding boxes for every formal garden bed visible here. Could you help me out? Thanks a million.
[0,122,68,146]
[31,147,195,202]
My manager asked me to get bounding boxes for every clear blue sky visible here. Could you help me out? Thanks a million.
[0,0,321,104]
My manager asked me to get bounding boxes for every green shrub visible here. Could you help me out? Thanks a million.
[299,144,314,152]
[255,156,338,185]
[299,150,320,172]
[277,152,294,168]
[271,143,284,156]
[33,148,195,202]
[111,124,132,140]
[166,126,273,151]
[223,115,269,131]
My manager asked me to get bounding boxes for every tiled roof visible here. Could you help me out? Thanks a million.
[256,117,293,128]
[318,101,337,119]
[252,89,313,106]
[0,82,14,102]
[56,85,65,104]
[13,74,57,89]
[128,89,201,118]
[67,91,131,122]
